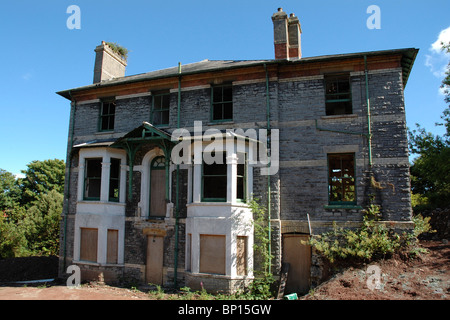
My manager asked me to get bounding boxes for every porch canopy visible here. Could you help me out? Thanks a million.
[110,121,176,200]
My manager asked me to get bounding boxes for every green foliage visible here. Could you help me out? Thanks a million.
[247,197,275,299]
[0,159,65,258]
[408,42,450,209]
[105,42,128,60]
[19,159,65,206]
[308,205,434,263]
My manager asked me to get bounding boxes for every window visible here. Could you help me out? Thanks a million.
[152,92,170,126]
[202,152,227,202]
[328,153,356,204]
[100,99,116,131]
[324,74,352,115]
[107,229,119,264]
[80,228,98,262]
[236,152,246,202]
[84,158,102,200]
[109,158,121,202]
[211,84,233,121]
[200,235,226,275]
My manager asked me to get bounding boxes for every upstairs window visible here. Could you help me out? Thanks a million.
[236,152,246,202]
[324,74,352,115]
[328,153,356,205]
[100,99,116,131]
[152,91,170,126]
[84,158,102,200]
[211,84,233,122]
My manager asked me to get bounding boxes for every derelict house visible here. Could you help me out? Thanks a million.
[57,8,418,294]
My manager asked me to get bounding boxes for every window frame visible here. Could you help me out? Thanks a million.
[108,158,121,202]
[324,74,352,116]
[84,158,102,201]
[99,99,116,132]
[151,91,170,126]
[236,152,247,203]
[201,152,227,202]
[327,153,356,205]
[211,84,233,122]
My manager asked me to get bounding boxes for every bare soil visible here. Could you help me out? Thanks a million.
[0,240,448,300]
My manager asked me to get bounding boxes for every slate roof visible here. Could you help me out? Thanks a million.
[57,48,418,100]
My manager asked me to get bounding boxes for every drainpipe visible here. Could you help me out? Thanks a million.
[173,62,182,288]
[63,91,76,272]
[264,64,272,275]
[364,55,373,167]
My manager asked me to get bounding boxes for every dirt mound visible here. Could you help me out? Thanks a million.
[301,241,450,300]
[0,256,58,282]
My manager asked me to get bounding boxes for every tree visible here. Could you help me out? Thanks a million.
[19,159,65,206]
[409,42,450,208]
[0,169,21,211]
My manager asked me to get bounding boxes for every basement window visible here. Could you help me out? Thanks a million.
[100,99,116,131]
[84,158,102,200]
[211,84,233,122]
[324,74,352,116]
[152,91,170,126]
[328,153,356,205]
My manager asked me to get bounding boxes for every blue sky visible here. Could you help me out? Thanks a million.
[0,0,449,177]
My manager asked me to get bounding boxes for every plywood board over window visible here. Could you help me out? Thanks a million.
[236,236,248,276]
[107,229,118,264]
[200,235,226,275]
[80,228,98,262]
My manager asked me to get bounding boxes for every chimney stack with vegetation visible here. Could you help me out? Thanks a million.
[93,41,128,83]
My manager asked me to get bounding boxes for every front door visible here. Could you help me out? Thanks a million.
[146,235,164,285]
[150,156,166,217]
[282,234,311,294]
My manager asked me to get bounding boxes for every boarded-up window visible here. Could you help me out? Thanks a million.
[200,235,226,275]
[80,228,98,262]
[236,236,247,276]
[107,229,119,264]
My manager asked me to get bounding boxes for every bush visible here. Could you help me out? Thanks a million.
[309,205,433,263]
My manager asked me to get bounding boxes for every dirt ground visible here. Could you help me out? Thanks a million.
[0,240,448,300]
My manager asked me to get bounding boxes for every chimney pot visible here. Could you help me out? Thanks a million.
[272,8,302,60]
[93,41,127,84]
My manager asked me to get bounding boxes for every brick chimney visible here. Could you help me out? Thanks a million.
[93,41,127,83]
[272,8,302,60]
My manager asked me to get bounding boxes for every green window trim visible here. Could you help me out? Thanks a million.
[99,99,116,132]
[201,152,227,202]
[211,84,233,122]
[324,74,352,116]
[151,91,170,126]
[236,152,247,202]
[108,158,121,202]
[84,158,102,201]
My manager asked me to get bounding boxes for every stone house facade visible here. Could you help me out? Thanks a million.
[57,9,418,294]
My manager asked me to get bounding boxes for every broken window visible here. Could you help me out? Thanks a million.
[152,91,170,126]
[324,74,352,115]
[109,158,121,202]
[100,99,116,131]
[202,152,227,201]
[328,153,356,204]
[211,84,233,121]
[84,158,102,200]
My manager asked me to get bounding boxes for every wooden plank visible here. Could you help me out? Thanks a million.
[146,236,164,285]
[236,236,247,276]
[150,170,166,217]
[282,234,311,294]
[107,229,118,264]
[277,262,290,300]
[200,235,226,275]
[80,228,98,262]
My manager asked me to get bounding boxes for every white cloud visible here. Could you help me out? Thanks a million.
[425,26,450,79]
[430,26,450,53]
